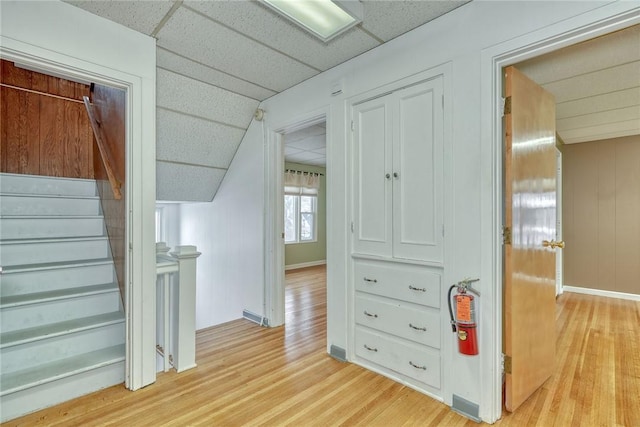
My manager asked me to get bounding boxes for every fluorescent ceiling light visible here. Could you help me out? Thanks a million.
[262,0,362,42]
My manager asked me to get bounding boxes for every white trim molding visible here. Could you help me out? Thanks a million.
[285,260,327,271]
[563,286,640,302]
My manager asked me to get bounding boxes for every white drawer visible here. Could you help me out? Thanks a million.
[355,294,440,348]
[354,260,441,308]
[355,326,441,389]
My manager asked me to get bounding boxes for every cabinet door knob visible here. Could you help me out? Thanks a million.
[385,173,391,179]
[393,172,399,178]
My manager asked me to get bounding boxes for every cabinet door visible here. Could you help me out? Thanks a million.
[352,96,393,257]
[392,78,444,262]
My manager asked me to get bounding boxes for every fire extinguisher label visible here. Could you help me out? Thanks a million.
[456,295,472,322]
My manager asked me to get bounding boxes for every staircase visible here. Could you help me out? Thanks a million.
[0,173,125,422]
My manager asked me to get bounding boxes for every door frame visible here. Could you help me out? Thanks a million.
[264,109,328,327]
[482,7,640,423]
[1,5,157,390]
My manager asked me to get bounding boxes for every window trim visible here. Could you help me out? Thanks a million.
[284,194,318,244]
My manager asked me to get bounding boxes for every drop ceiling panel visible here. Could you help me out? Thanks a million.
[157,161,226,202]
[286,134,327,151]
[285,124,327,143]
[559,120,640,144]
[64,0,174,35]
[185,1,380,71]
[157,109,244,169]
[286,151,326,164]
[361,1,469,42]
[557,87,640,119]
[557,106,640,133]
[542,61,640,103]
[157,69,258,129]
[516,25,640,85]
[157,48,277,101]
[155,7,318,92]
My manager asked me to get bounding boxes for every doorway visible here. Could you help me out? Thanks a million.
[499,22,640,418]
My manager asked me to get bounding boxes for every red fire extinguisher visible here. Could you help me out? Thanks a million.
[448,278,480,356]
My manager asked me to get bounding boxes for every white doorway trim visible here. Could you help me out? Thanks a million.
[1,1,157,391]
[264,109,328,328]
[481,6,640,423]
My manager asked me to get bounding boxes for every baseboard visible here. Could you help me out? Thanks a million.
[242,309,269,327]
[563,286,640,301]
[284,260,326,271]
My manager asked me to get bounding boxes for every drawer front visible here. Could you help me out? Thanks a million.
[355,294,440,348]
[355,327,441,389]
[354,260,440,308]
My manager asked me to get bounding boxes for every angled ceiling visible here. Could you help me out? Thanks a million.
[64,0,470,201]
[516,24,640,145]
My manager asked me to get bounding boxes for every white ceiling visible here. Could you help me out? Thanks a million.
[64,0,469,201]
[516,24,640,145]
[284,123,327,167]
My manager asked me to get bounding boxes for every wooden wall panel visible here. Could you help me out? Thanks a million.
[563,135,640,295]
[0,59,93,178]
[91,83,127,302]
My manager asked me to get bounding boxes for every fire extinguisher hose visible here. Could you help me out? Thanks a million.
[447,284,457,332]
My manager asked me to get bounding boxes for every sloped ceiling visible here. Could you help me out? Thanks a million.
[516,24,640,145]
[65,0,469,201]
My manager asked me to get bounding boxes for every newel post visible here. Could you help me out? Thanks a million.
[170,245,201,372]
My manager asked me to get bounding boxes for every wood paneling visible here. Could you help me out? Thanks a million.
[8,266,639,426]
[563,135,640,295]
[90,83,126,301]
[0,59,93,178]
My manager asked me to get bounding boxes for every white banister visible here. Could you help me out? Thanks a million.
[155,242,200,373]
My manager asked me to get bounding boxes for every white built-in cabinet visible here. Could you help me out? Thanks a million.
[350,74,445,399]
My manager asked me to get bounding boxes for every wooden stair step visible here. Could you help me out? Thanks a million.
[0,283,118,309]
[0,344,125,396]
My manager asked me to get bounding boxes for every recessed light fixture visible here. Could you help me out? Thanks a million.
[262,0,363,42]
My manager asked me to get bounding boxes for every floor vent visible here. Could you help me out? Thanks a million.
[329,345,346,362]
[451,394,481,423]
[242,309,268,327]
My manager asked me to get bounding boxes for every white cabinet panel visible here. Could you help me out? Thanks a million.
[355,294,440,348]
[352,76,444,263]
[393,81,444,262]
[353,98,392,257]
[355,326,441,389]
[354,260,441,308]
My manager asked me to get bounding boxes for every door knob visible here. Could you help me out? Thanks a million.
[542,240,565,249]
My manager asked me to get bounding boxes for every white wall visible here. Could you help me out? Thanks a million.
[1,0,157,390]
[180,122,265,329]
[203,1,639,422]
[156,203,181,250]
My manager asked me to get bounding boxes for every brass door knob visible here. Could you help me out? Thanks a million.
[542,240,565,249]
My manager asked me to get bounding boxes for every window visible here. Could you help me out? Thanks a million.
[284,170,320,244]
[285,194,317,243]
[155,207,164,242]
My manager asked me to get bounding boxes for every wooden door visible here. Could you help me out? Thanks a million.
[504,66,558,412]
[352,96,393,257]
[392,77,444,262]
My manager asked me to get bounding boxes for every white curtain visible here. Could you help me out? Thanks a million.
[284,170,320,195]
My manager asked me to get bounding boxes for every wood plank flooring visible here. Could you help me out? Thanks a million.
[7,265,639,426]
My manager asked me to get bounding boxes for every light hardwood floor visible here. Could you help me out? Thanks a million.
[8,265,639,426]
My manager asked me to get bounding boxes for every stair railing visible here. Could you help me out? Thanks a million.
[83,96,122,200]
[156,242,201,373]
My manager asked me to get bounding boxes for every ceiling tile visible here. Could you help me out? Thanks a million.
[286,151,325,162]
[285,124,327,143]
[64,0,174,35]
[284,146,303,156]
[361,1,469,42]
[557,87,640,119]
[557,106,640,132]
[157,161,226,202]
[286,134,326,151]
[157,108,245,169]
[157,68,258,129]
[542,61,640,103]
[157,48,277,101]
[156,6,318,92]
[517,25,640,85]
[185,1,380,71]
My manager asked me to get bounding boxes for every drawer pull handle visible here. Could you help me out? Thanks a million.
[409,323,427,332]
[364,277,378,283]
[364,344,378,352]
[409,361,427,370]
[408,285,426,292]
[364,310,378,318]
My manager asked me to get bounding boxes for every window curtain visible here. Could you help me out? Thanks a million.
[284,170,320,195]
